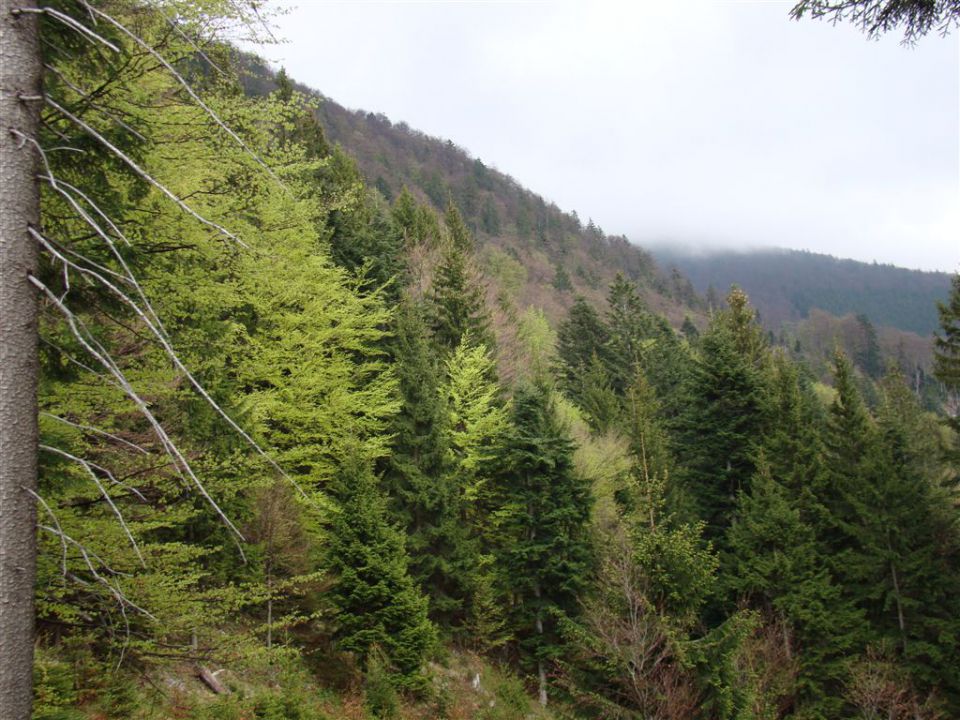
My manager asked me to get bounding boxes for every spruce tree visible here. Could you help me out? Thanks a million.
[327,455,436,685]
[555,296,612,407]
[381,300,473,631]
[725,456,863,717]
[674,302,766,542]
[428,203,493,353]
[933,273,960,467]
[488,384,593,705]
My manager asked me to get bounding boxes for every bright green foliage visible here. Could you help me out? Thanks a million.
[443,342,510,507]
[326,456,436,685]
[488,385,594,690]
[441,342,511,642]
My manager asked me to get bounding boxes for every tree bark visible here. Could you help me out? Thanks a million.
[0,1,42,718]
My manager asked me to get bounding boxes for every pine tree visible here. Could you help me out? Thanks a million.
[488,384,594,705]
[327,455,436,686]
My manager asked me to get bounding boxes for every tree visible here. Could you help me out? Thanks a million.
[555,296,612,407]
[726,456,863,716]
[933,274,960,467]
[0,1,43,715]
[428,203,492,353]
[327,455,436,685]
[791,0,960,43]
[488,384,593,706]
[673,295,767,542]
[382,299,476,631]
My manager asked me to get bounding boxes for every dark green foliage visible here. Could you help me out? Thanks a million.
[327,456,436,684]
[381,300,475,631]
[654,247,952,336]
[674,297,767,542]
[855,314,883,379]
[316,149,407,297]
[555,296,612,406]
[791,0,960,43]
[934,274,960,466]
[552,263,573,292]
[725,457,863,717]
[488,385,593,688]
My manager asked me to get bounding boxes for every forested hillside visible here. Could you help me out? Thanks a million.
[2,3,959,720]
[653,247,953,336]
[238,54,704,330]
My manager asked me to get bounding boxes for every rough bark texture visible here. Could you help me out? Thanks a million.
[0,1,42,718]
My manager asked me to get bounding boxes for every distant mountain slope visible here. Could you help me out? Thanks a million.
[652,247,953,336]
[238,54,703,327]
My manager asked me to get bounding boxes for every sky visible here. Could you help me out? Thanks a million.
[249,1,959,273]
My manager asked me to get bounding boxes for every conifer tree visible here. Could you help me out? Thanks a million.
[815,351,876,562]
[674,295,767,542]
[726,456,863,717]
[605,274,690,419]
[555,296,613,407]
[441,342,509,640]
[933,274,960,467]
[428,203,493,352]
[381,300,474,631]
[848,374,960,706]
[488,384,593,705]
[327,455,436,686]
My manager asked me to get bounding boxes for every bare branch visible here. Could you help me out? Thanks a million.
[24,487,68,577]
[15,6,120,53]
[41,412,149,456]
[29,274,248,557]
[40,443,145,566]
[84,3,285,189]
[44,96,247,246]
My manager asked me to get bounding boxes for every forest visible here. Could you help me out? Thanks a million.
[1,2,959,720]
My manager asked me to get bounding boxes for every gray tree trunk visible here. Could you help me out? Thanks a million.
[0,0,42,718]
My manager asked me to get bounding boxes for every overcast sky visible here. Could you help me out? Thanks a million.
[251,1,959,273]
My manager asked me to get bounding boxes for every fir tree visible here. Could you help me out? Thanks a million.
[555,296,612,407]
[381,300,473,631]
[327,455,436,685]
[489,384,594,705]
[933,274,960,467]
[674,300,767,542]
[428,203,492,352]
[725,456,863,717]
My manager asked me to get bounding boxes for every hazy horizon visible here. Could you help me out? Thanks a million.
[248,2,959,274]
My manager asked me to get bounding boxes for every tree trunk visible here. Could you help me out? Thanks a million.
[0,1,42,718]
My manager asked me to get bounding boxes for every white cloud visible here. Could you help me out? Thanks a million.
[252,0,959,272]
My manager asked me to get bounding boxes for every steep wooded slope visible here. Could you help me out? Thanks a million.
[238,54,704,328]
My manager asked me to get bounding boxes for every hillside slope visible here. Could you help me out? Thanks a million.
[238,54,703,328]
[652,247,953,336]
